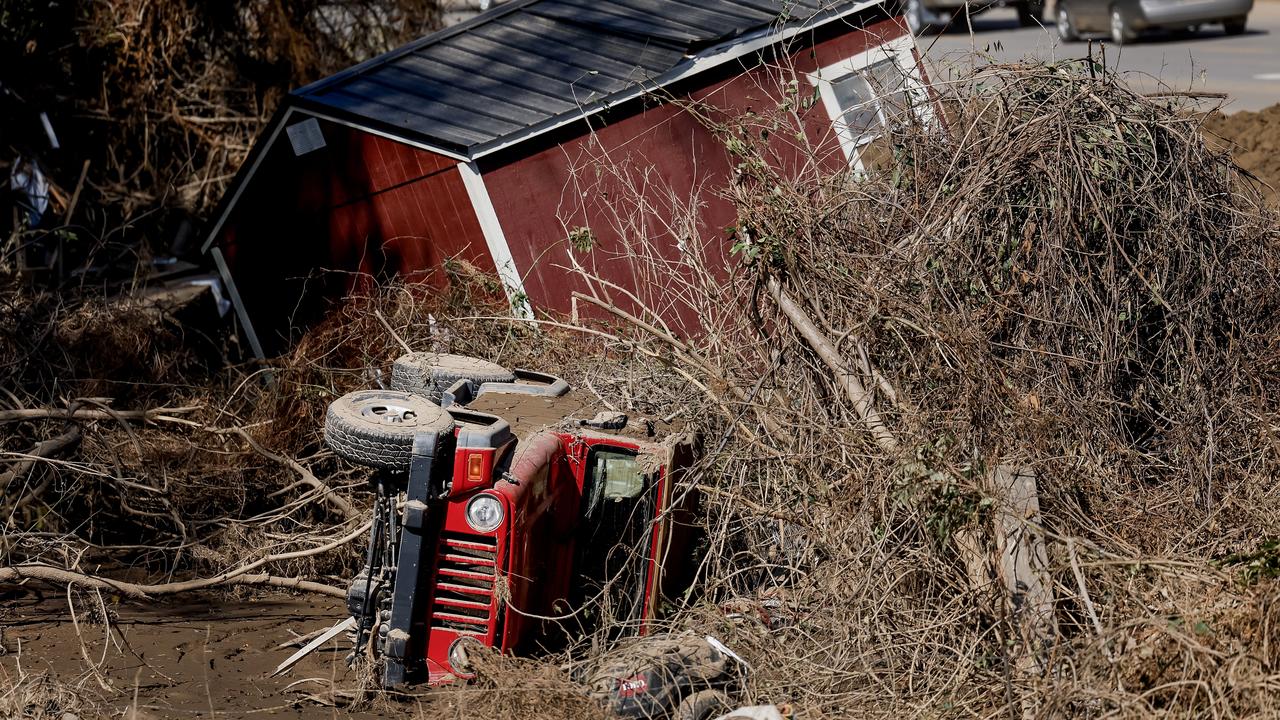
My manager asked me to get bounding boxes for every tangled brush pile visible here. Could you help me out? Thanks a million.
[5,51,1280,718]
[561,58,1280,717]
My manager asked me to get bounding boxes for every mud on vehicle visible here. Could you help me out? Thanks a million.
[323,354,726,715]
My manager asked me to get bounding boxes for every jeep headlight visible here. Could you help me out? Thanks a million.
[448,636,482,678]
[465,494,504,533]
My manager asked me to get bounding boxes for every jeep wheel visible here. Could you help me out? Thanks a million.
[1223,15,1246,35]
[324,390,453,471]
[673,690,734,720]
[1017,1,1044,27]
[1056,4,1078,40]
[390,352,515,399]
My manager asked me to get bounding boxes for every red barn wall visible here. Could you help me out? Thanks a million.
[479,18,909,333]
[217,117,491,353]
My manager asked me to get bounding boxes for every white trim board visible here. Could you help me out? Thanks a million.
[210,246,267,360]
[807,33,933,172]
[199,107,296,255]
[458,161,534,320]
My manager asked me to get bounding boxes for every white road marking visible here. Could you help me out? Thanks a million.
[1252,73,1280,81]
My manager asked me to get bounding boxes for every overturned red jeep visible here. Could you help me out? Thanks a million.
[323,354,700,687]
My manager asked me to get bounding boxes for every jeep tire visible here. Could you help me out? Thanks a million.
[390,352,515,399]
[324,390,453,471]
[673,690,734,720]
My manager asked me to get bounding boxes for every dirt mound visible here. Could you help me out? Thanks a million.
[1205,104,1280,202]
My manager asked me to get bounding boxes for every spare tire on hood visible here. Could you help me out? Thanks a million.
[324,389,454,471]
[390,352,515,399]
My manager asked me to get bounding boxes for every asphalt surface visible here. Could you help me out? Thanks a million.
[921,0,1280,112]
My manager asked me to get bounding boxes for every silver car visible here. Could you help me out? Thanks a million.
[904,0,1045,33]
[1055,0,1254,43]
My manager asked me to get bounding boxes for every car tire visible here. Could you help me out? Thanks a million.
[1109,6,1135,44]
[1223,15,1246,34]
[1055,3,1078,40]
[1017,1,1044,27]
[390,352,515,399]
[324,390,453,471]
[673,690,734,720]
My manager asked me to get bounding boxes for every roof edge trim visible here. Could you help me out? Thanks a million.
[199,102,467,255]
[199,105,295,255]
[294,0,543,98]
[469,0,894,160]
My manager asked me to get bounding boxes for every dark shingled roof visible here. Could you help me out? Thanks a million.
[292,0,849,157]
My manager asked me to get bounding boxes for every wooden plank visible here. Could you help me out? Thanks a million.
[990,465,1056,671]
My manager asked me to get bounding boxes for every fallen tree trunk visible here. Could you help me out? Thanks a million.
[0,565,343,598]
[0,405,200,424]
[0,520,369,599]
[765,278,899,453]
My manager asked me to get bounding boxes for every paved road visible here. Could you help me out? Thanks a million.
[921,0,1280,112]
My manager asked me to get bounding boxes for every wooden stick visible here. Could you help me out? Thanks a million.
[374,309,414,355]
[765,278,898,453]
[0,427,81,488]
[0,521,368,599]
[0,406,200,424]
[1067,536,1110,661]
[63,159,91,224]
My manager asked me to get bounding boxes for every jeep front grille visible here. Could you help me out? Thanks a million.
[430,532,497,635]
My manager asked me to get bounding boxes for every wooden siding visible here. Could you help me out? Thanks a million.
[217,117,492,353]
[478,17,910,332]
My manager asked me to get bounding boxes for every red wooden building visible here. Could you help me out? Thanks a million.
[202,0,928,357]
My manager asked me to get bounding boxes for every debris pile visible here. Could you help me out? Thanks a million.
[559,59,1280,716]
[3,56,1280,719]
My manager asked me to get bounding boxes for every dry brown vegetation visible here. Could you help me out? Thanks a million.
[1,0,442,273]
[1205,103,1280,205]
[4,39,1280,720]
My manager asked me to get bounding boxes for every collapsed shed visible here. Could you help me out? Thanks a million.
[202,0,928,356]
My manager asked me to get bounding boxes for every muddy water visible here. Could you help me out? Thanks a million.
[1,591,394,718]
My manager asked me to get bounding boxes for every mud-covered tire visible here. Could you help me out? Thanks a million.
[390,353,515,398]
[673,690,734,720]
[324,390,453,471]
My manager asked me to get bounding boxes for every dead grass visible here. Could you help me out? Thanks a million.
[0,662,83,720]
[5,49,1280,720]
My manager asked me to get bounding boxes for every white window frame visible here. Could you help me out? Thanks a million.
[807,35,934,172]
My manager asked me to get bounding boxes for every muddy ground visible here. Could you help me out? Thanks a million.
[1206,103,1280,203]
[0,591,401,718]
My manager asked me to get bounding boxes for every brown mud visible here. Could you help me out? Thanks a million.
[1,591,385,718]
[1205,103,1280,202]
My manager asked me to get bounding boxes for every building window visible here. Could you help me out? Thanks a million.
[809,36,931,170]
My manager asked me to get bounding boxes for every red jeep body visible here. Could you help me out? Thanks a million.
[408,389,697,684]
